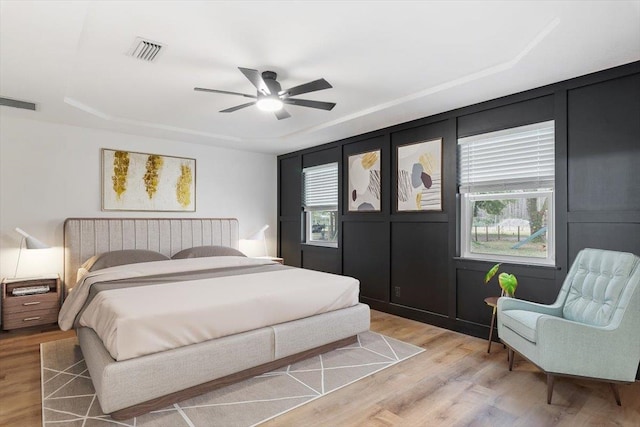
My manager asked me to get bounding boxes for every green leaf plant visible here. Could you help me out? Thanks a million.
[484,263,518,297]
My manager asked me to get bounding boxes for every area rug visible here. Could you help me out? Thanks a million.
[41,331,423,426]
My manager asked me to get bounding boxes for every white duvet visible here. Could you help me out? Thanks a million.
[59,257,359,361]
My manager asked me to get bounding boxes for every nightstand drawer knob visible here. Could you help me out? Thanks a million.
[23,316,41,322]
[23,301,41,306]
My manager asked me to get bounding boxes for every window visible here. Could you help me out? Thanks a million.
[458,121,555,265]
[303,163,338,246]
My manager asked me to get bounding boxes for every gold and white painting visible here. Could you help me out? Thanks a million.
[348,150,381,211]
[396,138,442,211]
[102,149,196,211]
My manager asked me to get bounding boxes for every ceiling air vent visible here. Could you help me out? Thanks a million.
[128,37,164,62]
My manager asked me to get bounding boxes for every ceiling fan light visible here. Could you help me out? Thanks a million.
[256,97,283,112]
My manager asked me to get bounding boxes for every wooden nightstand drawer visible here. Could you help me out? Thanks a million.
[3,308,59,330]
[2,275,61,330]
[4,292,59,313]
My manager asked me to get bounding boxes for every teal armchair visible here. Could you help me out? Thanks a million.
[497,248,640,405]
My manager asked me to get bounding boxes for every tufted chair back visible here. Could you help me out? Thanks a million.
[558,248,639,326]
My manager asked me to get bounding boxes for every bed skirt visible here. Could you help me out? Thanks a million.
[78,303,370,416]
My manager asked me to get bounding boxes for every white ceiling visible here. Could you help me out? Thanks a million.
[1,1,639,155]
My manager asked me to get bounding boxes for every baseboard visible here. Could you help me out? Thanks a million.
[361,297,499,342]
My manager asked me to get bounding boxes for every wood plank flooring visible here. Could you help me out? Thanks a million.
[1,311,639,426]
[0,324,75,427]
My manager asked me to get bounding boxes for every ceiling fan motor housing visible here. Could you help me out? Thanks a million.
[261,71,282,96]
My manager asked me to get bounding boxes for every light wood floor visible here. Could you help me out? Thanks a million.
[1,311,639,426]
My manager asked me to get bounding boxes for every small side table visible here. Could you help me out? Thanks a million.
[484,296,500,353]
[2,275,61,330]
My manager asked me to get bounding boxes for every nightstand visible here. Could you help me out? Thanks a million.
[2,275,61,330]
[255,256,284,264]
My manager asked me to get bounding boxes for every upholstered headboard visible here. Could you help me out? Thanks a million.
[63,218,239,292]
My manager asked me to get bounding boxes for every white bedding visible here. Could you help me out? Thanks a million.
[59,257,360,361]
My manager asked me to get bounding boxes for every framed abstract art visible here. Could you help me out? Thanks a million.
[348,149,381,212]
[396,138,442,212]
[102,148,196,211]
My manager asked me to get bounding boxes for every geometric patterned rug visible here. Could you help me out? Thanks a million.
[41,331,423,426]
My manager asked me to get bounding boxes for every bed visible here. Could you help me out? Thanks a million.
[60,218,370,420]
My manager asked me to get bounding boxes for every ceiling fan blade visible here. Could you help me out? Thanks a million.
[194,87,256,99]
[220,101,256,113]
[281,78,332,97]
[238,67,270,95]
[283,98,336,111]
[275,108,291,120]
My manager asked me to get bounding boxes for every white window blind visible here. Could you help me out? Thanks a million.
[303,163,338,211]
[458,121,555,193]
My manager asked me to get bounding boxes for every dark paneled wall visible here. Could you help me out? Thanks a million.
[391,222,449,315]
[457,95,554,138]
[342,221,389,301]
[566,73,640,267]
[278,156,302,267]
[567,74,640,213]
[278,62,640,377]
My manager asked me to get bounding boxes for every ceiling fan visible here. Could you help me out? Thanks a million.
[194,67,336,120]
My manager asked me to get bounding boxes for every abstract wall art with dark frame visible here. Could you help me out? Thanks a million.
[348,149,381,212]
[396,138,442,212]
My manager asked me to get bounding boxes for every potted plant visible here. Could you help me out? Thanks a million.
[484,263,518,297]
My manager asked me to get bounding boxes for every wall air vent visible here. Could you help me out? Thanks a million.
[128,37,164,62]
[0,97,36,111]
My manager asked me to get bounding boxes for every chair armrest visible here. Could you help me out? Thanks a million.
[536,316,640,381]
[497,297,562,317]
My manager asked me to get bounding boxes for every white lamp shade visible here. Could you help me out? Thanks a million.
[15,227,49,249]
[246,224,269,241]
[240,224,269,257]
[14,227,50,278]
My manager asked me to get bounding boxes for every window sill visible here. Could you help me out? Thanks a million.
[453,256,560,270]
[302,242,338,249]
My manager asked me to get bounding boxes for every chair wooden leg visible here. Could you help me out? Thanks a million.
[508,348,514,371]
[547,374,555,404]
[610,383,622,406]
[487,307,497,353]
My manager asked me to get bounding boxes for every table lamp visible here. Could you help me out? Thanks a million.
[14,227,50,277]
[243,224,269,257]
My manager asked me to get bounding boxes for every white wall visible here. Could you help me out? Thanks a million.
[0,115,277,280]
